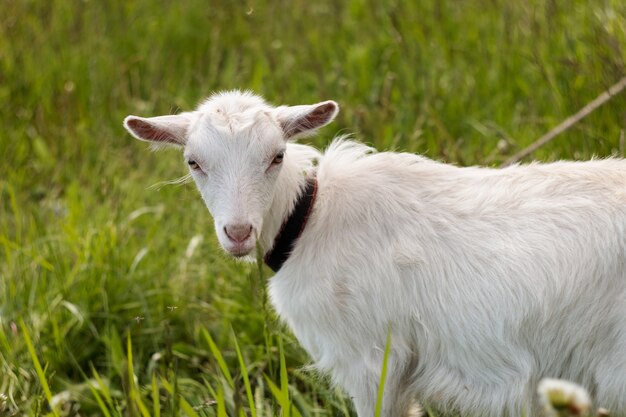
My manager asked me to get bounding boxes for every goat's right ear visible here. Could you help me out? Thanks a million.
[123,114,193,147]
[274,100,339,140]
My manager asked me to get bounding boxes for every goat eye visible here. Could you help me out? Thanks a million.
[187,160,200,170]
[272,151,285,165]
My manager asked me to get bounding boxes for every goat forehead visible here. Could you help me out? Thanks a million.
[190,107,277,143]
[191,90,280,135]
[186,123,281,165]
[189,108,281,145]
[198,92,274,130]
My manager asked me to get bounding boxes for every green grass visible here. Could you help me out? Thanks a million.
[1,0,625,415]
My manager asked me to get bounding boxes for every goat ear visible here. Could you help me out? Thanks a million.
[123,114,193,146]
[275,101,339,140]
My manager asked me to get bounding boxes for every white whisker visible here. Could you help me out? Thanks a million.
[148,174,192,190]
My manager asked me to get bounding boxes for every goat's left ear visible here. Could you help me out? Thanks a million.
[274,100,339,140]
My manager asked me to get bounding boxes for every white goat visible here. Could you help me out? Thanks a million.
[124,91,626,417]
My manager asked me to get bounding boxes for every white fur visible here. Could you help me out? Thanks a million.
[125,91,626,417]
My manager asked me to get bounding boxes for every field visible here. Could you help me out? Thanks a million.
[1,0,625,415]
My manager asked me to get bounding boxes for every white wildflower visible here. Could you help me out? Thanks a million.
[538,378,592,417]
[50,390,72,409]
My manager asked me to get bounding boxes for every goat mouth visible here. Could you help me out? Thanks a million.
[225,243,255,258]
[230,249,252,258]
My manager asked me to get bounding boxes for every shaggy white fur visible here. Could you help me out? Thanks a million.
[125,91,626,417]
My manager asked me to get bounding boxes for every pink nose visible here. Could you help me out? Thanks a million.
[224,223,253,243]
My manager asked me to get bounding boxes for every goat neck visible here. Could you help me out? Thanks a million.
[259,143,320,264]
[264,177,317,271]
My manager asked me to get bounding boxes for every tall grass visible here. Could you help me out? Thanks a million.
[1,0,625,415]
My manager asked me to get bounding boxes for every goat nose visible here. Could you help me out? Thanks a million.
[224,223,253,243]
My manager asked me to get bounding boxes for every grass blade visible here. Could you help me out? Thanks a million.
[160,377,201,417]
[20,319,60,417]
[278,336,295,417]
[216,385,227,417]
[87,380,113,417]
[152,373,160,417]
[279,337,288,400]
[201,328,235,389]
[375,327,392,417]
[0,321,11,354]
[232,327,258,417]
[127,332,150,417]
[90,363,114,408]
[264,375,289,411]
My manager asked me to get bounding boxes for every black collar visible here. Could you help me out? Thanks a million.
[264,177,318,272]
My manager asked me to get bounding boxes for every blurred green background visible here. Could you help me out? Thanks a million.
[1,0,625,415]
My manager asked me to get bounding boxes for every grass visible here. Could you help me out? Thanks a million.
[1,0,625,415]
